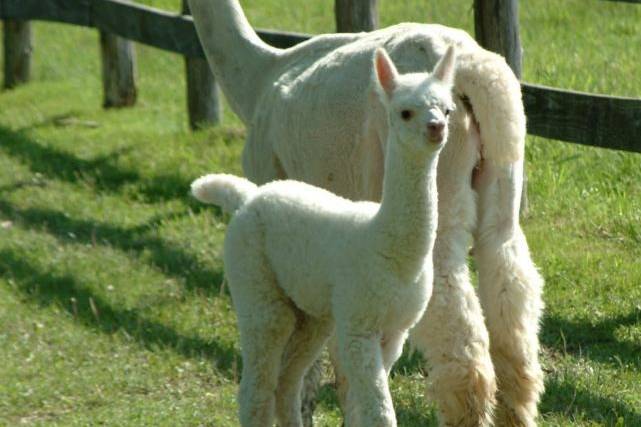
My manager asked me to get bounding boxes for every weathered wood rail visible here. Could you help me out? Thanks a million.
[1,0,640,153]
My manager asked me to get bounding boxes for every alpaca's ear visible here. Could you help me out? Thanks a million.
[374,48,399,97]
[432,46,456,86]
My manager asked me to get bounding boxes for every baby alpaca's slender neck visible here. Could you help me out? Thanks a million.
[371,138,440,278]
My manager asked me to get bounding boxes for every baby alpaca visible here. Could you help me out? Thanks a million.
[192,47,457,427]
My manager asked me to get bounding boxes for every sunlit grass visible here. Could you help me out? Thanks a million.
[1,1,639,425]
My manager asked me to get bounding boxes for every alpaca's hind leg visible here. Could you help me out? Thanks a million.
[301,356,324,427]
[225,228,297,426]
[275,315,333,427]
[475,163,544,427]
[410,229,496,427]
[235,296,296,427]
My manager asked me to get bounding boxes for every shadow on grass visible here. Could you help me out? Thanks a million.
[395,406,438,426]
[0,126,139,191]
[541,376,641,425]
[0,199,224,297]
[315,382,341,412]
[0,249,239,377]
[542,309,641,369]
[0,125,204,204]
[376,334,640,425]
[391,344,426,377]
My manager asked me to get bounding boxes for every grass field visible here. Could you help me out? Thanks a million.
[1,0,640,425]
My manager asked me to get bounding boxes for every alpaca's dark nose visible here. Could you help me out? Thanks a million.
[427,121,445,143]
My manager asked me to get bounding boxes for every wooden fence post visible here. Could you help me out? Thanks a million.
[474,0,522,77]
[99,31,137,108]
[182,0,222,129]
[474,0,529,215]
[335,0,379,32]
[3,20,33,89]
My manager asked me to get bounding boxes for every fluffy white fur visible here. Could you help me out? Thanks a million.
[192,48,457,427]
[188,1,545,426]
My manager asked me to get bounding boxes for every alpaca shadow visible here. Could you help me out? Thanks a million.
[0,249,239,376]
[0,125,209,205]
[0,199,224,297]
[542,310,641,369]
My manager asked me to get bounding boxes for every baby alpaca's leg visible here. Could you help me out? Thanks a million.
[337,328,396,427]
[276,315,333,427]
[327,336,350,420]
[301,357,323,427]
[234,295,296,427]
[225,224,297,427]
[327,330,406,424]
[381,331,409,375]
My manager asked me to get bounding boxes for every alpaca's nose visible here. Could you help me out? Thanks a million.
[427,121,445,143]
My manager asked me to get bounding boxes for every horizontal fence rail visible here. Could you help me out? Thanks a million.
[1,0,640,153]
[601,0,641,4]
[0,0,310,55]
[523,84,641,152]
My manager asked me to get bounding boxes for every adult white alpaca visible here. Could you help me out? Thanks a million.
[192,47,456,427]
[188,1,545,426]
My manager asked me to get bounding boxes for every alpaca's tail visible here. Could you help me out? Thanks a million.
[455,50,525,164]
[191,174,258,214]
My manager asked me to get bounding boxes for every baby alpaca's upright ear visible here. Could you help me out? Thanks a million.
[374,48,399,98]
[432,46,456,86]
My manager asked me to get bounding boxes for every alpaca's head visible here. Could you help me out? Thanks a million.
[374,46,457,156]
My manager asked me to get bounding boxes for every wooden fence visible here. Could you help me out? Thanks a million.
[1,0,640,153]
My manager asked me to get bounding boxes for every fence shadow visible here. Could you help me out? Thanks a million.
[0,198,224,297]
[0,125,206,205]
[0,126,139,191]
[0,249,239,377]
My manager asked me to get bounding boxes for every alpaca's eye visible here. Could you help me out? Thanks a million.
[444,108,452,117]
[401,110,413,121]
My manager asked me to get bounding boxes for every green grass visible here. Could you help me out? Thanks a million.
[1,0,640,425]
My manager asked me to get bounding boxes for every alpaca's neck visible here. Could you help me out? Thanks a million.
[371,136,439,278]
[188,0,280,122]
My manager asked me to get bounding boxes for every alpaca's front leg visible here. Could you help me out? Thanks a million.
[475,163,544,427]
[410,228,497,427]
[381,331,409,375]
[327,335,350,419]
[337,329,396,427]
[328,329,408,424]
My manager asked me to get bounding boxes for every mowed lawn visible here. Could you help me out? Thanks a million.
[1,0,640,425]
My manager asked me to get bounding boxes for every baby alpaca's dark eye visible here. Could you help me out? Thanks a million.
[401,110,413,121]
[444,108,452,117]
